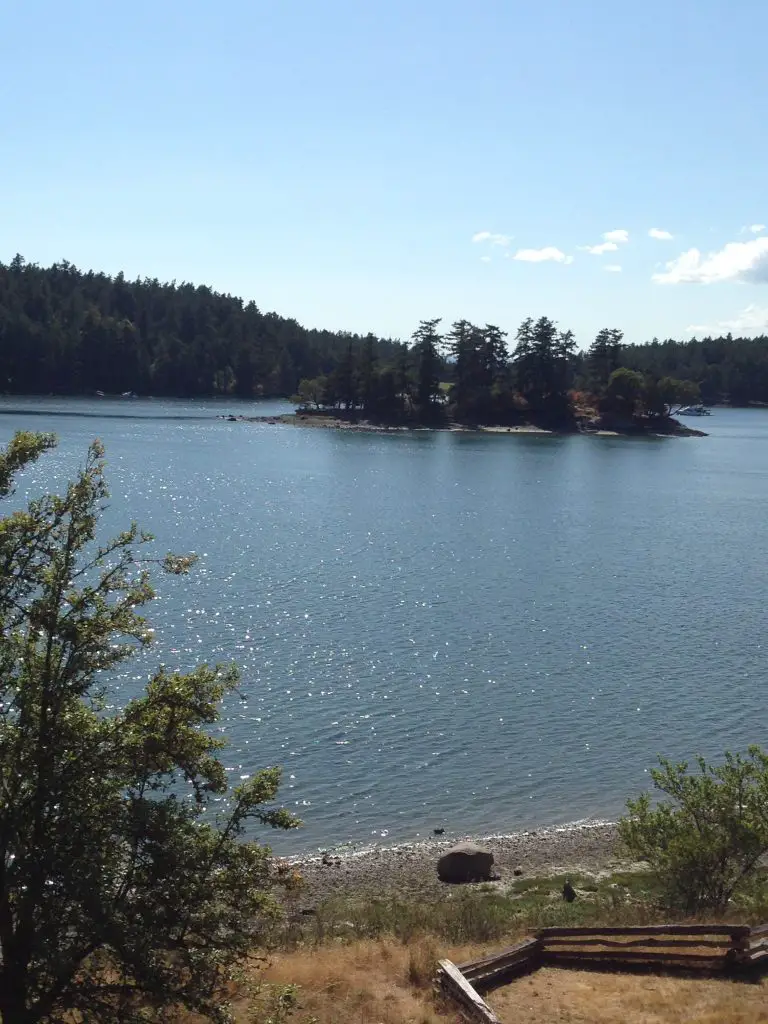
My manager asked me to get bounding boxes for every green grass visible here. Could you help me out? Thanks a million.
[271,867,768,953]
[273,870,675,950]
[501,870,674,930]
[507,870,659,907]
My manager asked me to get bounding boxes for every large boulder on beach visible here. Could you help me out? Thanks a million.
[437,843,494,883]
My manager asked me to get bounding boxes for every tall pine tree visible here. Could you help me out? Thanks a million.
[587,328,623,392]
[411,318,444,419]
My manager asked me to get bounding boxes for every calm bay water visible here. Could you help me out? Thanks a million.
[1,396,767,854]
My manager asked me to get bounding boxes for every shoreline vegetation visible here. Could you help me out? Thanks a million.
[282,318,713,438]
[3,257,768,417]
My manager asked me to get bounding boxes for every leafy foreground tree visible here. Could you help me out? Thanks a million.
[0,433,300,1024]
[619,747,768,913]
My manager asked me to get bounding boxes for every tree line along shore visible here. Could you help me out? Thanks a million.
[288,318,706,433]
[1,255,768,423]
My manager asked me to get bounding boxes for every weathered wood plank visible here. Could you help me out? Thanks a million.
[470,966,538,991]
[460,943,540,981]
[458,938,540,973]
[749,922,768,939]
[437,960,502,1024]
[541,948,729,965]
[538,924,750,938]
[541,936,733,950]
[467,954,539,985]
[545,954,727,975]
[464,960,537,985]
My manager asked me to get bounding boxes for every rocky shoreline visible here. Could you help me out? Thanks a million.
[225,413,707,438]
[289,822,625,905]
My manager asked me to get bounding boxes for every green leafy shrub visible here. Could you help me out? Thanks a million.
[619,748,768,913]
[0,433,300,1024]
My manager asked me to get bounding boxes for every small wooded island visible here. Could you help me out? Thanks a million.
[4,257,754,435]
[242,318,709,437]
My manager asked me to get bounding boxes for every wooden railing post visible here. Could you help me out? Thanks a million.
[437,959,502,1024]
[438,921,768,1020]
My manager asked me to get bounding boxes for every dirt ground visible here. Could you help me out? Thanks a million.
[487,966,768,1024]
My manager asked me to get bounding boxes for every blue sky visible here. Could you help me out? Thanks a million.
[2,0,767,345]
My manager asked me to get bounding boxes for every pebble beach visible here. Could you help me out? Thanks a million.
[292,822,622,905]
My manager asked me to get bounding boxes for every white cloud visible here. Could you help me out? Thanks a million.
[687,304,768,335]
[472,230,512,247]
[751,224,766,234]
[479,255,491,263]
[653,236,768,284]
[649,228,673,240]
[603,229,629,243]
[581,241,618,255]
[604,264,622,273]
[512,246,571,264]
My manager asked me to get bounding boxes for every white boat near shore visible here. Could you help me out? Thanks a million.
[678,404,711,416]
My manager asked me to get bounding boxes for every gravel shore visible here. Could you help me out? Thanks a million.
[240,413,554,434]
[291,822,623,905]
[235,413,705,438]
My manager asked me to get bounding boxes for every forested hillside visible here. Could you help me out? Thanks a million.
[2,255,768,407]
[0,255,402,397]
[619,335,768,406]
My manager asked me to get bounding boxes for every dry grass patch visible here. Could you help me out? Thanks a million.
[223,940,768,1024]
[488,967,768,1024]
[232,937,483,1023]
[179,938,768,1023]
[178,872,768,1022]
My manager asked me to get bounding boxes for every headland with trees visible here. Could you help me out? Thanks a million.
[288,317,706,434]
[3,256,768,432]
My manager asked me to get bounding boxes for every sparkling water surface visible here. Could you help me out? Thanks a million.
[1,397,766,854]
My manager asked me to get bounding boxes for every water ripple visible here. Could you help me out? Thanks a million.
[2,398,768,851]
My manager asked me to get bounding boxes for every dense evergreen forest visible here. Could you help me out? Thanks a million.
[2,255,768,418]
[0,255,402,397]
[619,335,768,406]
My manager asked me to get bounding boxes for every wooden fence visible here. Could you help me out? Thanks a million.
[436,922,768,1024]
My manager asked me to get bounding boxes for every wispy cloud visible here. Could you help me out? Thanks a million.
[687,304,768,335]
[648,228,673,240]
[479,255,491,263]
[580,230,628,253]
[653,237,768,284]
[604,264,622,273]
[581,241,618,255]
[750,224,766,234]
[512,246,571,264]
[472,230,512,247]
